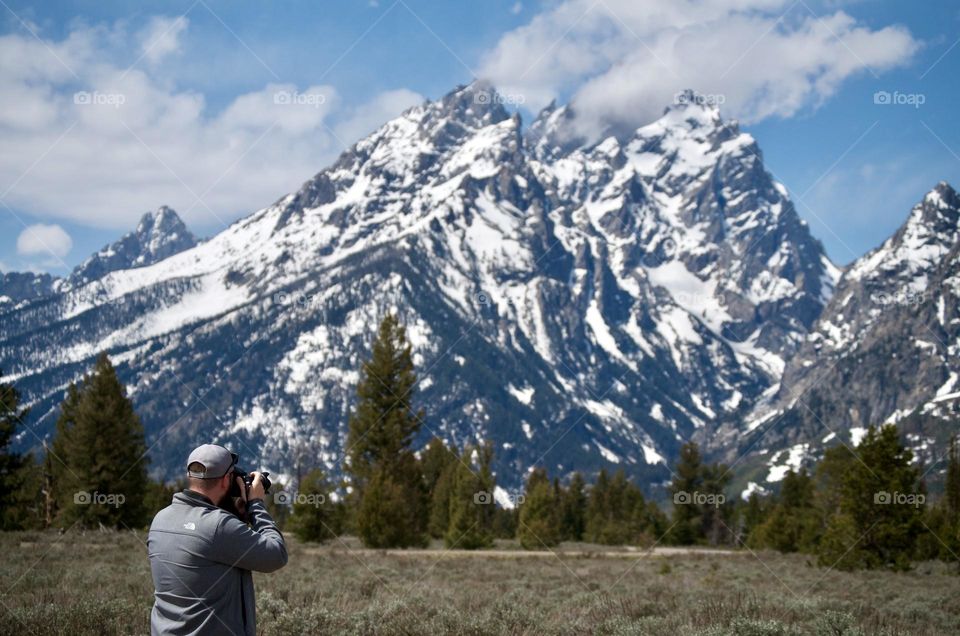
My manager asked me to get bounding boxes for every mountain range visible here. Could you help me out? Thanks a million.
[1,82,955,498]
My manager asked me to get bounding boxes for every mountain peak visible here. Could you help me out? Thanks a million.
[909,181,960,235]
[435,81,511,129]
[526,101,584,160]
[67,206,197,288]
[845,182,960,293]
[651,91,729,139]
[924,180,959,210]
[134,206,193,251]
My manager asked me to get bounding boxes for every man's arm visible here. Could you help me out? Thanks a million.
[209,474,288,572]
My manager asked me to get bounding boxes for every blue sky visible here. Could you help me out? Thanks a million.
[0,0,958,273]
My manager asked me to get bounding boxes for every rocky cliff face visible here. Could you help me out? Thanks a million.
[725,182,960,492]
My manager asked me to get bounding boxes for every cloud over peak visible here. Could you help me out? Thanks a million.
[479,0,919,138]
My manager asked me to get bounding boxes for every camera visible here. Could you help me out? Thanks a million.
[229,467,272,499]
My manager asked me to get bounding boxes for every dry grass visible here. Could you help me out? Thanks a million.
[1,530,958,635]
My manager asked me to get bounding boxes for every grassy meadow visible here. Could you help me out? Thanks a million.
[1,530,958,635]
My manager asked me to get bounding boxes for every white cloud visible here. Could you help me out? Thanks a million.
[16,224,73,260]
[0,19,422,231]
[479,0,919,138]
[138,16,188,65]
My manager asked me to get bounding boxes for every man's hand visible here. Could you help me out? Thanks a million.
[247,472,267,502]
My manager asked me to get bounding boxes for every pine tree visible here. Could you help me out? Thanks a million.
[583,469,665,546]
[422,438,459,539]
[559,472,587,542]
[817,425,924,570]
[918,436,960,562]
[421,437,456,495]
[584,468,611,543]
[50,354,149,528]
[356,454,427,548]
[444,443,495,549]
[814,444,856,517]
[428,457,457,539]
[345,314,427,547]
[289,468,340,542]
[740,492,768,543]
[346,314,422,486]
[0,369,29,530]
[945,435,960,519]
[749,469,820,553]
[668,442,705,545]
[699,461,733,545]
[518,468,560,549]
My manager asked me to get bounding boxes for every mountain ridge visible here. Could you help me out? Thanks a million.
[0,82,952,495]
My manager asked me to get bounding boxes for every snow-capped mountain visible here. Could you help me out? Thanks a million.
[0,271,57,307]
[0,207,196,311]
[727,182,960,491]
[67,206,198,289]
[0,83,852,489]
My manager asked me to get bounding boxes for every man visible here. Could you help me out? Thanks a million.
[148,444,288,635]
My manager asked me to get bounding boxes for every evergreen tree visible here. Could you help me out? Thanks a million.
[814,444,856,518]
[559,472,586,542]
[346,314,423,485]
[584,469,667,546]
[749,469,820,553]
[421,437,460,539]
[699,462,733,545]
[945,435,960,519]
[634,488,669,544]
[345,314,427,547]
[668,442,705,545]
[584,468,611,543]
[918,436,960,562]
[491,505,518,539]
[444,443,495,549]
[428,457,457,539]
[739,492,768,543]
[817,425,924,570]
[421,437,456,495]
[356,455,427,548]
[0,369,29,530]
[518,468,560,549]
[50,354,149,528]
[289,468,340,542]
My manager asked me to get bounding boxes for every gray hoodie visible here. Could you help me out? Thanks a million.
[148,490,288,635]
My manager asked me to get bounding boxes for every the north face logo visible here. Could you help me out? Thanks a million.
[183,522,196,530]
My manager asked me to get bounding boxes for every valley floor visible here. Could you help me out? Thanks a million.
[2,531,958,635]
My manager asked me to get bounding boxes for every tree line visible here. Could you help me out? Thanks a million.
[1,314,959,573]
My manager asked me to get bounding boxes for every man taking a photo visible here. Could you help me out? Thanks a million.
[148,444,288,635]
